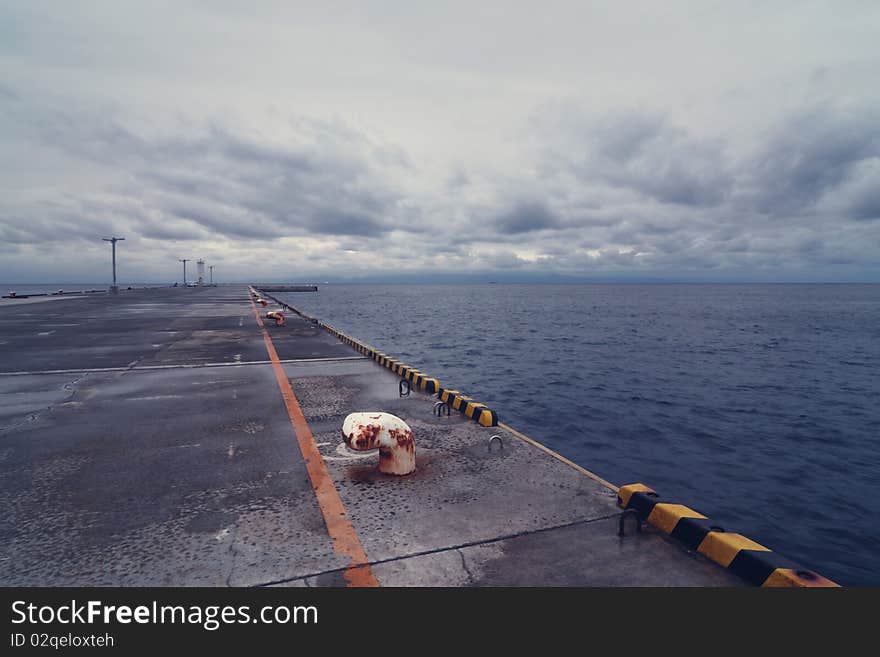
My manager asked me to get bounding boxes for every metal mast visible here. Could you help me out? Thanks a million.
[102,236,125,293]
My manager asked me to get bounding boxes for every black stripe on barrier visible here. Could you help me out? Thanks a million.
[627,491,662,521]
[463,402,485,419]
[670,517,719,550]
[439,388,458,404]
[728,549,801,587]
[617,482,837,587]
[452,395,472,411]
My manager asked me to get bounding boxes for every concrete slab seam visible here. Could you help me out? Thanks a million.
[0,356,368,377]
[254,512,621,588]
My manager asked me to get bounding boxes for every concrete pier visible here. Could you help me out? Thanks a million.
[254,285,318,292]
[0,285,742,586]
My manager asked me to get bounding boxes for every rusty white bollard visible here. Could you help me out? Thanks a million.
[256,298,268,307]
[342,412,416,475]
[266,310,285,326]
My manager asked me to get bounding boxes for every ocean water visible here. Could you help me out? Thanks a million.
[279,284,880,586]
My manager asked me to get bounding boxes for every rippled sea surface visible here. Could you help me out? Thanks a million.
[279,284,880,585]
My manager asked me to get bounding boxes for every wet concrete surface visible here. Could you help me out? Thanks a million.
[0,285,742,586]
[0,286,350,373]
[0,287,349,585]
[279,358,741,587]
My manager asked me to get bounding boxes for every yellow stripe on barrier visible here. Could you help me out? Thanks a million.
[616,481,839,587]
[464,401,485,418]
[647,504,707,535]
[452,396,472,411]
[762,569,839,588]
[698,532,770,568]
[617,483,656,508]
[477,409,496,427]
[440,389,459,403]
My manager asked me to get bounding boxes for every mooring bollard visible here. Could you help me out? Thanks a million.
[342,412,416,475]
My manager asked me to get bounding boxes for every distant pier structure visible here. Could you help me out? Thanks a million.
[196,259,205,286]
[257,285,318,292]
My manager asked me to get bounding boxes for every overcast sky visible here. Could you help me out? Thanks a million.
[2,1,879,283]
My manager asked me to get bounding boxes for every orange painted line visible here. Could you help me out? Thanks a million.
[250,297,378,587]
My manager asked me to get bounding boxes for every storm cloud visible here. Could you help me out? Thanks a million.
[545,110,733,207]
[746,103,880,218]
[493,202,561,234]
[1,96,413,248]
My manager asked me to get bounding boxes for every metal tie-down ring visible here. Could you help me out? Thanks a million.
[488,435,504,453]
[399,379,411,397]
[618,509,642,537]
[433,401,451,417]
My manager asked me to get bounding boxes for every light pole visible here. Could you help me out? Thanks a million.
[178,259,189,286]
[102,236,125,294]
[209,265,214,286]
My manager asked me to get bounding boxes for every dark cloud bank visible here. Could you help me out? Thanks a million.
[1,91,878,282]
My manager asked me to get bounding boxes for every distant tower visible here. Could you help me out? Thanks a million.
[102,236,125,294]
[196,259,205,286]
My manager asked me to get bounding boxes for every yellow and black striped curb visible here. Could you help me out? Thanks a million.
[618,483,839,587]
[253,289,319,322]
[438,388,499,428]
[322,324,498,427]
[255,290,498,427]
